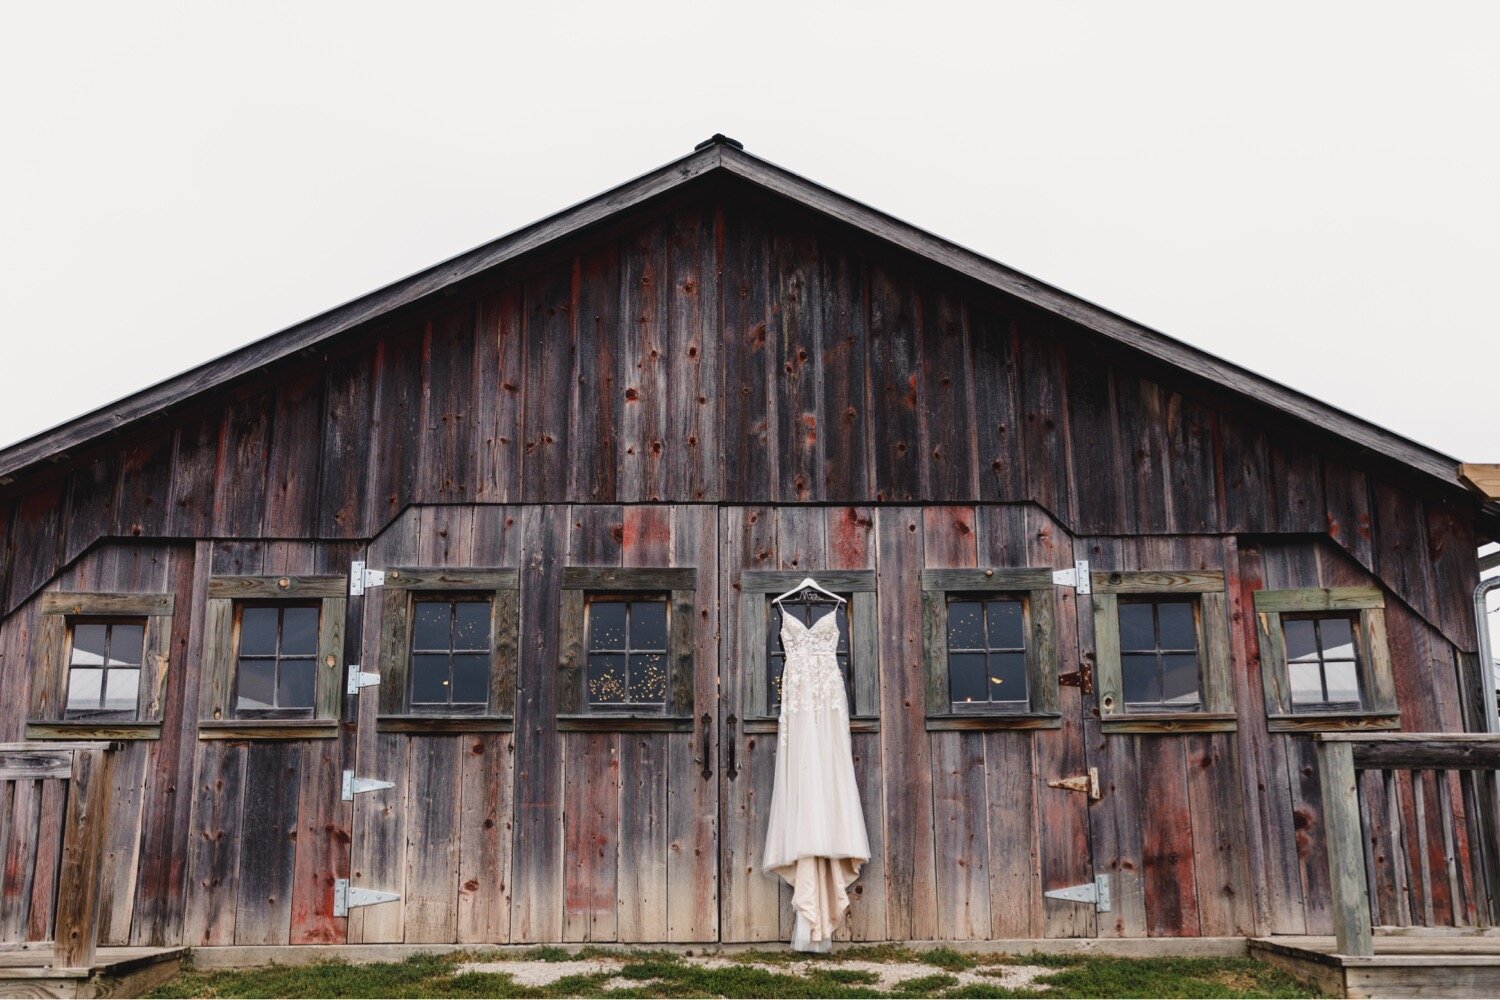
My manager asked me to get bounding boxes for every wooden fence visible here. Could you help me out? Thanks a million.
[1316,733,1500,955]
[0,742,115,970]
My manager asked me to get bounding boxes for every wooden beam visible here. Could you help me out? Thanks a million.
[1315,739,1374,957]
[1462,464,1500,500]
[53,746,112,970]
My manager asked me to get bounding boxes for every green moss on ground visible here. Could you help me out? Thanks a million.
[147,947,1324,999]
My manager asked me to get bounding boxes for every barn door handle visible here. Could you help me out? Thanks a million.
[699,713,713,780]
[725,714,738,780]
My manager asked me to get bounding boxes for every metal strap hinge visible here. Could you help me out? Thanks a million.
[342,770,395,801]
[1044,874,1111,912]
[1051,560,1091,594]
[349,561,386,596]
[347,664,380,695]
[333,878,399,917]
[1058,663,1093,695]
[1047,766,1101,800]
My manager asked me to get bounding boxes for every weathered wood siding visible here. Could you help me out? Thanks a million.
[0,182,1488,946]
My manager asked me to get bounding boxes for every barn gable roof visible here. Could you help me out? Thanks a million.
[0,136,1482,508]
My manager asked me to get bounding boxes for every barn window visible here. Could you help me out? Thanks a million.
[372,569,517,731]
[586,595,669,709]
[27,591,174,739]
[409,597,492,709]
[921,569,1061,730]
[198,576,347,739]
[740,571,879,733]
[234,604,319,716]
[1117,599,1201,711]
[64,619,146,719]
[944,596,1028,711]
[1254,587,1397,731]
[558,567,696,730]
[1092,570,1236,733]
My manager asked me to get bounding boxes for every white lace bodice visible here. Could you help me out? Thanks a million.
[777,610,848,738]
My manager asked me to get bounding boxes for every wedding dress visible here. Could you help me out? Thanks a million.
[761,605,870,952]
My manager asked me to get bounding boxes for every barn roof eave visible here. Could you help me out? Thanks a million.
[0,137,1475,504]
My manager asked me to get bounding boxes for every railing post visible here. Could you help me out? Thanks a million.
[1316,737,1374,956]
[52,746,111,970]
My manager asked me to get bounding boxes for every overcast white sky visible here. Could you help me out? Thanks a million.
[2,1,1497,461]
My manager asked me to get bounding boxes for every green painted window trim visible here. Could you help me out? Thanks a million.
[559,567,697,721]
[29,591,175,726]
[1091,570,1235,735]
[1254,586,1398,732]
[197,576,346,724]
[374,568,519,725]
[920,568,1061,729]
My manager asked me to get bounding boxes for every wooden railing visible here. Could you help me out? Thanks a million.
[1316,733,1500,955]
[0,742,115,970]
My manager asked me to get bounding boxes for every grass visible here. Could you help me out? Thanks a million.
[147,947,1325,999]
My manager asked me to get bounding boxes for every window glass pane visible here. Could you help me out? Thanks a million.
[412,602,451,651]
[587,654,627,704]
[629,601,668,651]
[1284,619,1320,663]
[107,624,145,666]
[71,624,109,665]
[452,653,489,704]
[66,668,103,711]
[277,658,316,708]
[1161,654,1201,707]
[1157,602,1196,651]
[1319,618,1356,661]
[1118,604,1155,652]
[1288,661,1325,705]
[947,601,984,649]
[236,658,277,710]
[769,660,784,713]
[834,606,850,653]
[588,603,627,652]
[987,600,1025,650]
[1323,661,1362,705]
[948,652,989,705]
[280,607,319,655]
[103,669,140,712]
[453,602,491,651]
[988,651,1028,703]
[411,653,451,703]
[629,653,668,703]
[239,607,279,656]
[1121,654,1159,705]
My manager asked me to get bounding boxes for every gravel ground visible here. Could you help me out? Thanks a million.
[455,954,1051,991]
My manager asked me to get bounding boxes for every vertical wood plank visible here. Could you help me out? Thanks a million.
[616,733,668,942]
[569,248,620,503]
[511,505,568,940]
[818,244,870,501]
[289,739,343,944]
[721,205,776,502]
[183,741,246,946]
[53,748,111,970]
[457,733,514,944]
[263,370,325,534]
[1138,736,1201,936]
[876,506,937,938]
[618,224,669,502]
[317,350,376,537]
[868,266,922,502]
[211,392,275,537]
[418,305,479,502]
[365,330,424,529]
[474,287,525,504]
[919,292,978,501]
[233,742,300,945]
[666,503,718,942]
[770,227,823,502]
[403,736,460,943]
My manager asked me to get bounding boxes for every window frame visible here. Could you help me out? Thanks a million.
[376,568,519,732]
[28,591,174,740]
[922,568,1062,731]
[558,567,696,731]
[62,617,150,721]
[741,571,879,733]
[198,575,346,740]
[1254,586,1398,732]
[230,601,323,720]
[1092,570,1235,734]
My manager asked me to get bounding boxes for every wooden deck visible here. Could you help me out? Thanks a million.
[0,946,186,999]
[1251,934,1500,998]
